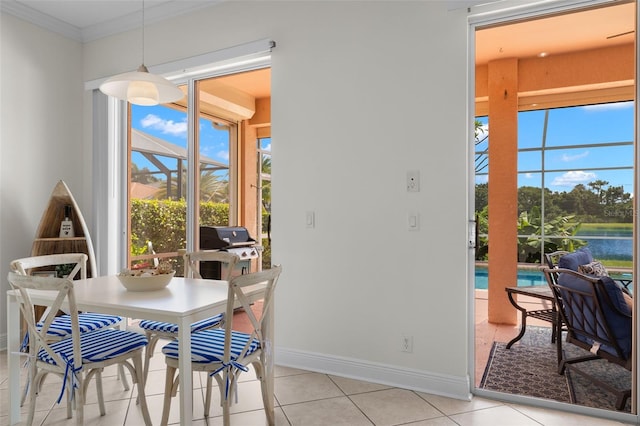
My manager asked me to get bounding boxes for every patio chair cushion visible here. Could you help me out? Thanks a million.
[578,260,608,277]
[38,329,148,365]
[557,247,593,272]
[558,272,632,358]
[37,313,123,338]
[162,328,260,364]
[138,313,224,335]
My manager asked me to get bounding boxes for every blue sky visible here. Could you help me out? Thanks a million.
[475,100,634,194]
[130,104,230,172]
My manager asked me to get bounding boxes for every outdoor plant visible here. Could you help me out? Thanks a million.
[474,206,586,263]
[130,199,229,255]
[516,207,586,263]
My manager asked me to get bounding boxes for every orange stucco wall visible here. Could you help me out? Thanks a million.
[239,97,271,271]
[487,58,519,324]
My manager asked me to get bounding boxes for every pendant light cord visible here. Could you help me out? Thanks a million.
[141,0,145,66]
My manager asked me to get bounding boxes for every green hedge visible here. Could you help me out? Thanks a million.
[131,199,229,254]
[131,199,270,259]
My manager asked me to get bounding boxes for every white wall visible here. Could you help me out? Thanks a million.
[3,1,472,398]
[0,13,85,345]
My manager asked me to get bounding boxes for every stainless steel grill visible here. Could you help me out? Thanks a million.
[199,226,261,278]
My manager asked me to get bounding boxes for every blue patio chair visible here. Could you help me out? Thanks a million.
[543,266,632,410]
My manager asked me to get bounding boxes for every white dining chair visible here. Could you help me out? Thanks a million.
[160,265,282,426]
[138,250,240,382]
[7,271,152,426]
[10,253,126,405]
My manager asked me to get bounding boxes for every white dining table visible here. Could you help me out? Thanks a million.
[6,275,272,426]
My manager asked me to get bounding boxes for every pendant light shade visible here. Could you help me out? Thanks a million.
[99,0,183,106]
[100,64,183,106]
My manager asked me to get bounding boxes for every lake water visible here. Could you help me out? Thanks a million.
[575,229,632,261]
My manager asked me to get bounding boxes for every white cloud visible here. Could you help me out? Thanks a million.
[217,150,229,161]
[551,170,596,187]
[561,151,589,162]
[140,114,187,136]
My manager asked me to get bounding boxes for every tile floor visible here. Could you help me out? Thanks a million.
[0,299,634,426]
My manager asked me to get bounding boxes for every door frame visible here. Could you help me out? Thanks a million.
[466,0,639,422]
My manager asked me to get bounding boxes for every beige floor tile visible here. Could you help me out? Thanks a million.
[206,406,289,426]
[275,372,344,405]
[449,405,542,425]
[148,387,209,425]
[416,392,503,415]
[402,417,460,425]
[349,388,443,426]
[275,365,311,377]
[328,375,392,395]
[41,398,130,426]
[281,396,373,426]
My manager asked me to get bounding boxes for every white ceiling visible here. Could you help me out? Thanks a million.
[0,0,223,42]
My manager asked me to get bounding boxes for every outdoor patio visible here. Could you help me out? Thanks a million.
[475,288,554,385]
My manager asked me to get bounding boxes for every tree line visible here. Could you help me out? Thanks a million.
[475,180,633,223]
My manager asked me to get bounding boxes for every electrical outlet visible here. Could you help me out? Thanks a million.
[401,335,413,353]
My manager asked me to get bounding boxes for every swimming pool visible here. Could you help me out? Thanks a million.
[474,266,546,289]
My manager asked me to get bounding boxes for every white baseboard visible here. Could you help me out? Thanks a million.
[275,346,472,401]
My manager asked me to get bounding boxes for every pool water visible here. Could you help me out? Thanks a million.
[475,267,545,289]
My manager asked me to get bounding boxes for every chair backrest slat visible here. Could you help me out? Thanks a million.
[224,266,282,363]
[8,272,82,371]
[184,250,240,281]
[10,253,87,280]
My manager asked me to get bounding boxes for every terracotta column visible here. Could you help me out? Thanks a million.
[487,58,518,324]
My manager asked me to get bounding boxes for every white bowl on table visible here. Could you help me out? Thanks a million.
[117,271,175,292]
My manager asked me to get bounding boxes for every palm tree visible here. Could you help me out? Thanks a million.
[475,119,488,173]
[153,167,229,202]
[261,155,271,212]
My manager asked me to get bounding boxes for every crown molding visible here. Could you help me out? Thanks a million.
[1,0,223,43]
[1,0,82,40]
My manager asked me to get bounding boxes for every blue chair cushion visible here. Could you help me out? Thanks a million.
[139,314,224,335]
[162,328,260,364]
[558,272,632,359]
[38,329,148,365]
[37,313,123,338]
[558,247,593,271]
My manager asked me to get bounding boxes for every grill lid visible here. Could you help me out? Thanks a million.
[200,226,257,249]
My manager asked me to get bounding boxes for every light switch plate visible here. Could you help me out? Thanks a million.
[407,170,420,192]
[306,211,315,228]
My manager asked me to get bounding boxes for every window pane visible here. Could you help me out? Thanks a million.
[518,110,546,149]
[518,150,542,171]
[129,103,188,272]
[545,102,634,147]
[198,117,230,208]
[544,144,632,170]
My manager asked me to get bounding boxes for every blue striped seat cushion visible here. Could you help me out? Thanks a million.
[38,329,148,365]
[139,314,223,335]
[162,329,260,363]
[37,313,123,338]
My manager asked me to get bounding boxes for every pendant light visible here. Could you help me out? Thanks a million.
[99,0,183,106]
